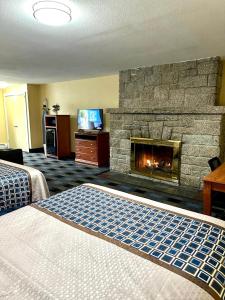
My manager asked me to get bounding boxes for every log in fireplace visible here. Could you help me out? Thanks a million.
[130,137,181,183]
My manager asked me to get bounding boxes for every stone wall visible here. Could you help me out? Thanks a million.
[119,57,222,108]
[109,108,225,188]
[108,56,225,189]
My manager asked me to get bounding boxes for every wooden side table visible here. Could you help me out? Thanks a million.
[203,162,225,215]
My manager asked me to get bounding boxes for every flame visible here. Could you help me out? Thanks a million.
[146,159,159,168]
[145,159,171,169]
[153,160,159,168]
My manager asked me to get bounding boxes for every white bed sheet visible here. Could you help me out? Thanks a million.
[0,159,50,202]
[0,183,224,299]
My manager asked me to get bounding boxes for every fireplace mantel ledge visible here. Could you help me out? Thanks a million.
[106,106,225,115]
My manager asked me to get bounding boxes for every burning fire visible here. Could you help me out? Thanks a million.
[146,159,171,169]
[146,159,159,168]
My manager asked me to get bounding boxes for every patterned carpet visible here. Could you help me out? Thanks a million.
[24,153,109,195]
[1,152,224,220]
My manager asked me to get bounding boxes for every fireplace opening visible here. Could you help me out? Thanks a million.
[130,138,181,183]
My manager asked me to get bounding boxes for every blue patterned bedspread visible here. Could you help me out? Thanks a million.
[0,162,31,211]
[34,185,225,299]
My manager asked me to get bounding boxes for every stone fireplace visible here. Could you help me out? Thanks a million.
[107,57,225,189]
[130,137,181,183]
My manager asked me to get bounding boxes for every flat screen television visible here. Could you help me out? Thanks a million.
[77,108,103,130]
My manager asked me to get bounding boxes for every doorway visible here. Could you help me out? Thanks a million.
[4,93,30,151]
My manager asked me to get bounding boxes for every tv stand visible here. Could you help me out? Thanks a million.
[78,129,101,135]
[75,131,109,167]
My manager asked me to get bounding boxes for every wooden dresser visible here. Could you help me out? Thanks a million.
[75,131,109,167]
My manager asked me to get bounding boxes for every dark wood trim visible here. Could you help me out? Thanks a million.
[29,147,44,153]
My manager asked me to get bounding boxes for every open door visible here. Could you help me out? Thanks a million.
[4,93,30,151]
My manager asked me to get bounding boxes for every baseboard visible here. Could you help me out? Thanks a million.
[0,143,8,149]
[29,149,75,158]
[29,147,44,153]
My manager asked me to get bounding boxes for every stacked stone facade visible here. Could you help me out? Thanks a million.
[108,57,225,188]
[119,57,222,108]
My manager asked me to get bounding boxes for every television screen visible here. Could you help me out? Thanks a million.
[77,109,103,130]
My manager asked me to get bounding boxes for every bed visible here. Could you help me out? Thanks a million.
[0,159,49,211]
[0,183,224,299]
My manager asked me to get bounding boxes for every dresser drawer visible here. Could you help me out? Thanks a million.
[76,152,97,162]
[75,145,97,156]
[76,139,97,148]
[74,132,109,167]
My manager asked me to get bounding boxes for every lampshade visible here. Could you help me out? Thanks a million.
[33,1,72,26]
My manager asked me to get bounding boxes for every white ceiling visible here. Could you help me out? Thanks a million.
[0,0,225,83]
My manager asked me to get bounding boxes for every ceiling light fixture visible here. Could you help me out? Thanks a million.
[33,1,72,26]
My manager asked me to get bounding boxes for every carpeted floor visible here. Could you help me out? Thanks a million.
[0,152,224,219]
[22,152,225,220]
[24,152,109,194]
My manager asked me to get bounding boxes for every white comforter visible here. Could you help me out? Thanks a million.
[0,183,224,300]
[0,159,49,201]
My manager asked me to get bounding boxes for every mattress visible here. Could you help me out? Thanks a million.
[0,183,224,299]
[0,159,49,211]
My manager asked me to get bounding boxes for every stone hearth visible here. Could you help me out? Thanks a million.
[107,57,225,188]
